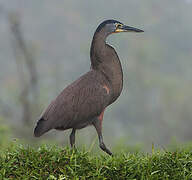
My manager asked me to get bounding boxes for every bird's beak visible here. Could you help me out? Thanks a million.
[115,25,144,33]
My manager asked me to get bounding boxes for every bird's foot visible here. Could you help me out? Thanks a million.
[100,142,113,156]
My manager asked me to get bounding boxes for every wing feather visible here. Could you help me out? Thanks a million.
[41,71,111,130]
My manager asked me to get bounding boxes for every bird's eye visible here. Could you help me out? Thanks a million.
[116,23,122,29]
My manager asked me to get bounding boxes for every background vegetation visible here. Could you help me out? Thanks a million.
[0,0,192,152]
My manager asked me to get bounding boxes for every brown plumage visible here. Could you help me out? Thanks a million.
[34,19,143,155]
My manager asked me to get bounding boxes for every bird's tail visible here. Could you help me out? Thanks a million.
[34,117,51,137]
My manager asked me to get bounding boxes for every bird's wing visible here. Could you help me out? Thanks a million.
[41,72,110,129]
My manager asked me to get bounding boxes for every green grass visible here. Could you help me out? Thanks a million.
[0,144,192,180]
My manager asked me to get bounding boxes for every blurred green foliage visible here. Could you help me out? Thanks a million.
[0,116,11,149]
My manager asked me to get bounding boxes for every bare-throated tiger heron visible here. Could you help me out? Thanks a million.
[34,20,143,155]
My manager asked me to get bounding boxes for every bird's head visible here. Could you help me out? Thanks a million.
[95,19,144,36]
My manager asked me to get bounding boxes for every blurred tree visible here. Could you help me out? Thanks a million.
[8,12,39,126]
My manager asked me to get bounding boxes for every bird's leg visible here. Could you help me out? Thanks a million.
[93,117,112,156]
[70,128,76,148]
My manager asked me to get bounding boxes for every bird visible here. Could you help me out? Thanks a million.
[34,19,143,155]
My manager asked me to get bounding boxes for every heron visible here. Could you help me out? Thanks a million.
[34,19,143,155]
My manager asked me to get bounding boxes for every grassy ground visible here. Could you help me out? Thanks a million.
[0,144,192,180]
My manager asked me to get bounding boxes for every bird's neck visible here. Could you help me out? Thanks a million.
[90,31,107,68]
[90,32,123,103]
